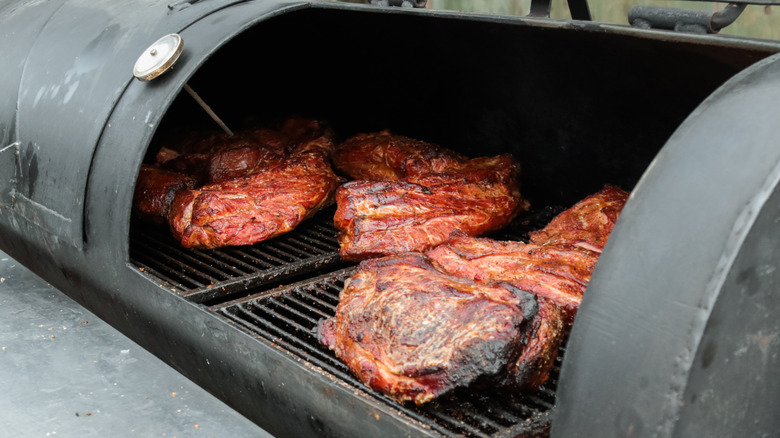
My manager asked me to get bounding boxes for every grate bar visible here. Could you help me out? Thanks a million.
[132,230,246,282]
[293,290,339,313]
[282,234,335,254]
[129,207,346,302]
[425,409,495,437]
[272,240,322,259]
[131,260,193,291]
[259,296,320,334]
[159,241,256,276]
[223,304,355,376]
[131,243,217,288]
[220,246,279,270]
[293,234,339,252]
[162,249,246,282]
[282,293,335,320]
[192,248,263,274]
[242,246,297,265]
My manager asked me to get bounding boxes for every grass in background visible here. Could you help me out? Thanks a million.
[427,0,780,40]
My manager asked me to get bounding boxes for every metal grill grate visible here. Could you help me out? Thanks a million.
[216,268,559,438]
[129,205,566,436]
[129,202,562,305]
[129,207,346,303]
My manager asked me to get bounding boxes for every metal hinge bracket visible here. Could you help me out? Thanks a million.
[628,3,747,34]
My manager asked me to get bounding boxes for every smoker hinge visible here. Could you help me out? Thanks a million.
[628,2,746,34]
[369,0,427,7]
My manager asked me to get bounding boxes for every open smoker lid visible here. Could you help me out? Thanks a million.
[553,52,780,436]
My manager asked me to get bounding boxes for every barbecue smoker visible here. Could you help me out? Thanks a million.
[2,0,780,436]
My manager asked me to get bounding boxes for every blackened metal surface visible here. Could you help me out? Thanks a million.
[566,0,591,21]
[673,168,780,437]
[215,267,558,438]
[552,53,780,438]
[0,0,261,249]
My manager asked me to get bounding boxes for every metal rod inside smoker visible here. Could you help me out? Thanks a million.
[183,83,234,136]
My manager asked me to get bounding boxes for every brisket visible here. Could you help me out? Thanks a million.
[318,253,561,405]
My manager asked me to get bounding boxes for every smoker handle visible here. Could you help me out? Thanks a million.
[628,2,746,33]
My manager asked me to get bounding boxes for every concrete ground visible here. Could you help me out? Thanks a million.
[0,251,272,438]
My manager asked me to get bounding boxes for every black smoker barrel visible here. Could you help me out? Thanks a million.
[1,1,780,437]
[553,54,780,437]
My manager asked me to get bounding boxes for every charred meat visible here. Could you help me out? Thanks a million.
[134,118,341,249]
[317,253,562,405]
[332,130,467,181]
[427,186,630,326]
[426,231,595,327]
[131,165,196,224]
[528,185,629,253]
[318,187,627,404]
[334,153,529,261]
[168,148,342,249]
[154,117,333,184]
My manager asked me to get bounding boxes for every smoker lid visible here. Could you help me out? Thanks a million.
[552,51,780,438]
[0,0,308,249]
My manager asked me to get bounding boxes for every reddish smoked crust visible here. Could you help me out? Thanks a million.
[318,253,538,405]
[318,186,628,404]
[335,154,529,261]
[426,231,595,327]
[207,146,285,184]
[168,151,342,249]
[332,130,466,181]
[135,118,340,249]
[153,117,334,185]
[426,186,629,327]
[529,185,630,253]
[132,165,196,223]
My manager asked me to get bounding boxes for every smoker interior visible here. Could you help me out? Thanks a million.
[126,5,777,438]
[132,202,562,436]
[215,266,559,438]
[148,8,769,206]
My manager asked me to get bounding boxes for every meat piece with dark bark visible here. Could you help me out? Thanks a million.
[427,231,596,327]
[207,118,335,184]
[155,117,334,184]
[529,185,629,253]
[154,128,284,185]
[333,130,466,181]
[168,148,342,249]
[134,118,340,249]
[426,186,630,327]
[317,253,562,405]
[334,154,529,261]
[132,164,196,224]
